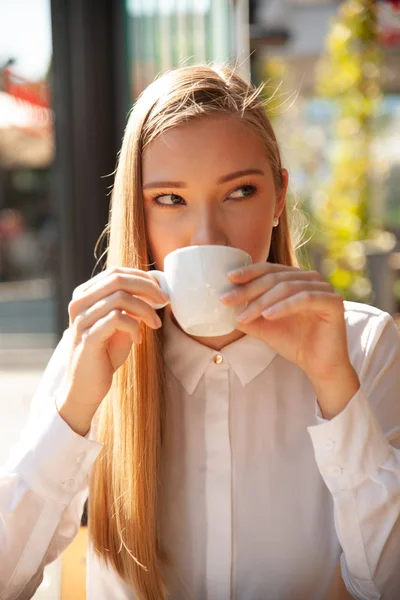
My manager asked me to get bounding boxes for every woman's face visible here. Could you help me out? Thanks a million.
[142,115,288,270]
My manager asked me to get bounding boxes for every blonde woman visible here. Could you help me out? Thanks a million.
[1,65,400,600]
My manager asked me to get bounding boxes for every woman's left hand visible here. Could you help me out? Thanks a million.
[221,262,360,419]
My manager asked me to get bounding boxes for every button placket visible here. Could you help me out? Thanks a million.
[205,359,232,597]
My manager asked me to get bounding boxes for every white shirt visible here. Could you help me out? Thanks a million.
[1,301,400,600]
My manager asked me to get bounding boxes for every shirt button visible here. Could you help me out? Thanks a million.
[63,479,76,492]
[76,452,85,463]
[325,440,335,451]
[213,354,224,365]
[326,466,342,477]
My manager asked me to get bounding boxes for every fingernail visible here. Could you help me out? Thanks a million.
[154,315,162,328]
[228,269,244,278]
[236,310,250,323]
[220,291,234,302]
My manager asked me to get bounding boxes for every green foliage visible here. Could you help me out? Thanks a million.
[315,0,382,300]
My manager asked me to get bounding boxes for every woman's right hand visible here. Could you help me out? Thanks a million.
[56,267,169,436]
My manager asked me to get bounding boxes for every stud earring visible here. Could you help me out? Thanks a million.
[273,217,279,227]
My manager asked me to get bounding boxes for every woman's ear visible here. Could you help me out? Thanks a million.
[274,168,289,219]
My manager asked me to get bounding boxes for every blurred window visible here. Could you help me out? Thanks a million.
[0,0,57,348]
[126,0,235,97]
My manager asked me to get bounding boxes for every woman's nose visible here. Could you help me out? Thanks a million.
[190,209,228,247]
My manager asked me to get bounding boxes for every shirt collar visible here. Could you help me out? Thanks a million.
[162,309,277,395]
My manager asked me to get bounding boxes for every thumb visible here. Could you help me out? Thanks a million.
[234,316,266,339]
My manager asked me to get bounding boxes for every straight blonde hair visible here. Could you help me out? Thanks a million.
[89,64,298,599]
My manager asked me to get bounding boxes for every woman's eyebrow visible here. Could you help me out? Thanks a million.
[143,180,187,190]
[142,169,265,190]
[217,169,265,183]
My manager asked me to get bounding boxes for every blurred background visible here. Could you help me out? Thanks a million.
[0,0,399,597]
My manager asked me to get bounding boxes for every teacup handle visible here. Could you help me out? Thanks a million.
[149,270,170,309]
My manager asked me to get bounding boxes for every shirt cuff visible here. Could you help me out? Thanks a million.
[6,401,103,505]
[307,388,391,493]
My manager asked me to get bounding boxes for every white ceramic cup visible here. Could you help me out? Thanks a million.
[149,245,252,337]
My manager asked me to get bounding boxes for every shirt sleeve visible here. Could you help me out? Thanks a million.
[307,311,400,600]
[0,329,103,600]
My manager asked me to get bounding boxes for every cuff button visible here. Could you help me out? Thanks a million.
[62,479,76,491]
[326,466,342,477]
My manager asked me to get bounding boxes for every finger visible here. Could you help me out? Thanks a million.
[69,272,168,322]
[261,291,344,321]
[85,309,142,346]
[73,290,163,332]
[236,281,334,323]
[222,269,327,306]
[73,268,113,297]
[228,262,301,284]
[73,267,158,299]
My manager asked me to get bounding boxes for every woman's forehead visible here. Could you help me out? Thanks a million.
[142,115,272,183]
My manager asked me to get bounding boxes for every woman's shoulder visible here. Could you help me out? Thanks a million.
[343,300,399,363]
[343,300,394,333]
[343,300,391,321]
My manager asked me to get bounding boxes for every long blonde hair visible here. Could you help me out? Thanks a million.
[89,64,298,599]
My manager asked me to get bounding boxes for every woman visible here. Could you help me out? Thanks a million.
[1,64,399,600]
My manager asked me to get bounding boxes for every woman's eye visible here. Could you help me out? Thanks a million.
[228,185,256,200]
[153,193,185,207]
